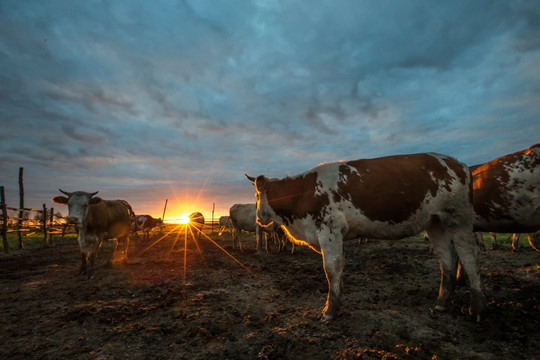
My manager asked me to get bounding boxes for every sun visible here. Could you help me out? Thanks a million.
[177,214,191,224]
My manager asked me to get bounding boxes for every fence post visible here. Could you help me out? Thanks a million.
[42,204,47,247]
[1,186,9,254]
[17,167,24,249]
[49,207,54,246]
[211,203,215,234]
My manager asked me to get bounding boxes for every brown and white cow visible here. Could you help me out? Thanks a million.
[471,143,540,249]
[246,152,485,321]
[52,190,135,279]
[188,212,205,240]
[131,214,164,241]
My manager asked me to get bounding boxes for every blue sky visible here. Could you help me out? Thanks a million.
[1,0,539,219]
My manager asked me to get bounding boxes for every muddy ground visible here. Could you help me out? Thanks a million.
[0,226,539,360]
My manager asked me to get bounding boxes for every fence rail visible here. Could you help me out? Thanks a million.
[1,188,67,253]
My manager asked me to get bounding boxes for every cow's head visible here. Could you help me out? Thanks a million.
[245,174,281,228]
[52,189,101,227]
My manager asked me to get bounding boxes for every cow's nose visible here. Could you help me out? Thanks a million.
[67,217,79,225]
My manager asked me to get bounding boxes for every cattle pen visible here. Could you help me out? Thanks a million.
[0,167,73,253]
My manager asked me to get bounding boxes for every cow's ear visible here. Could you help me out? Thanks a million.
[90,197,103,205]
[52,196,68,205]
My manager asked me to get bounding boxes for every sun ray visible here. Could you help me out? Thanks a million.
[190,225,259,279]
[136,223,183,256]
[183,223,187,285]
[166,224,184,260]
[187,223,206,264]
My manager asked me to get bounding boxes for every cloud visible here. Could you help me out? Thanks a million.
[0,0,539,216]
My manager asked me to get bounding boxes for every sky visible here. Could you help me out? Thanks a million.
[1,0,539,221]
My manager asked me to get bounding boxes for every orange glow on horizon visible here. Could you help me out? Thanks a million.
[165,214,190,224]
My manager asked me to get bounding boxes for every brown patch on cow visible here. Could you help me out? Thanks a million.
[472,143,540,227]
[85,199,133,237]
[264,172,330,225]
[336,154,459,223]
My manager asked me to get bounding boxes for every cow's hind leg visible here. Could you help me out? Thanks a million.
[427,221,458,314]
[452,230,485,321]
[319,232,344,322]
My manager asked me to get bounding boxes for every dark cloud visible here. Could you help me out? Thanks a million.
[0,0,539,217]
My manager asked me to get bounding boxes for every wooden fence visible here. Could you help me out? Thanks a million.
[0,185,69,254]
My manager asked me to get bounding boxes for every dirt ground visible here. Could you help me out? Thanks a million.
[0,226,539,360]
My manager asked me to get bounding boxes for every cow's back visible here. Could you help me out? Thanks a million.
[265,152,472,240]
[472,144,540,233]
[87,200,133,237]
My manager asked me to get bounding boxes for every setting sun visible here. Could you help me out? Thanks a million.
[163,214,191,224]
[178,214,191,224]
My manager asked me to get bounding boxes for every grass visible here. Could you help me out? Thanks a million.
[1,226,532,253]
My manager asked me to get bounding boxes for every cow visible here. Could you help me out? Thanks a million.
[229,204,264,251]
[188,212,205,240]
[131,214,164,241]
[52,190,135,279]
[471,143,540,249]
[229,203,282,252]
[218,215,233,235]
[246,152,485,321]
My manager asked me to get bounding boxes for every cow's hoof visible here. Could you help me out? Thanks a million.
[430,305,446,318]
[319,313,334,323]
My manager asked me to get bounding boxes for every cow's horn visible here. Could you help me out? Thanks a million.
[59,189,72,196]
[245,174,256,182]
[90,191,99,197]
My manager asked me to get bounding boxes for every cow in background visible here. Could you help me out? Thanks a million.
[246,152,484,321]
[131,214,164,241]
[229,204,263,251]
[472,143,540,250]
[218,215,233,235]
[188,212,205,240]
[229,203,284,252]
[486,232,539,252]
[52,190,135,279]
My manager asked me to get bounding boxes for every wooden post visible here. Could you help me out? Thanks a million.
[49,207,54,246]
[42,204,47,247]
[1,186,9,254]
[162,199,168,220]
[211,203,215,234]
[17,167,24,249]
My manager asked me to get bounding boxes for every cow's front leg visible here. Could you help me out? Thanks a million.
[87,236,102,279]
[119,235,129,265]
[319,233,344,322]
[78,252,88,275]
[427,226,458,314]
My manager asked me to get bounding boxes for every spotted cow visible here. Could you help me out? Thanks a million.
[52,190,135,278]
[131,214,164,241]
[472,143,540,249]
[246,152,485,321]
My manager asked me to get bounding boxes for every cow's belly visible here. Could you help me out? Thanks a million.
[342,207,432,240]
